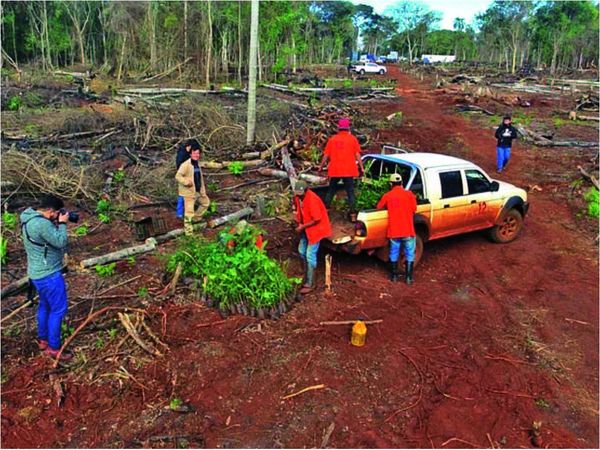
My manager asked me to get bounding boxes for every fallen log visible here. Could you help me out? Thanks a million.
[260,139,290,159]
[0,275,30,300]
[80,238,157,269]
[200,159,264,170]
[259,168,327,185]
[456,104,495,116]
[207,207,253,228]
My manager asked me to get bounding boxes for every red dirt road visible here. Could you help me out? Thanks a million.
[1,67,598,448]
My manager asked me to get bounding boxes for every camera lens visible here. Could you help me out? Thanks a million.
[68,212,80,223]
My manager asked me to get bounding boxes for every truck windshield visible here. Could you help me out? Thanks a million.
[364,157,424,200]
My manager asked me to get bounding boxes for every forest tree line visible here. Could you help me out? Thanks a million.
[1,0,598,84]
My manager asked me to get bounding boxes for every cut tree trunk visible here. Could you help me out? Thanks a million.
[207,207,253,228]
[258,168,326,185]
[80,238,158,269]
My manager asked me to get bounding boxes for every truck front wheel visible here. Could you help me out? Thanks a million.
[489,209,523,243]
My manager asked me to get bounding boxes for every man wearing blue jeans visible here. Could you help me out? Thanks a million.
[377,174,417,284]
[20,195,73,360]
[293,181,332,294]
[494,115,518,174]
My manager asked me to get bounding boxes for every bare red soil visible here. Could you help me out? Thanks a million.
[1,67,598,448]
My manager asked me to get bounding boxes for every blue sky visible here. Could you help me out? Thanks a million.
[352,0,494,30]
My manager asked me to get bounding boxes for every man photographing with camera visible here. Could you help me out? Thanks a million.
[20,195,73,361]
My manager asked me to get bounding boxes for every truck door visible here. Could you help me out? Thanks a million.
[430,170,469,237]
[464,169,503,229]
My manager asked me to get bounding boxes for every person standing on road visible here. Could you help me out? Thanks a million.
[318,118,365,216]
[377,173,417,284]
[292,181,332,294]
[494,115,518,173]
[176,144,210,235]
[20,195,73,360]
[175,139,200,219]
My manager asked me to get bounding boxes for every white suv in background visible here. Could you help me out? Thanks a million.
[350,62,387,75]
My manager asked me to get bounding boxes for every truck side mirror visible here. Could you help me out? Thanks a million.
[490,181,500,192]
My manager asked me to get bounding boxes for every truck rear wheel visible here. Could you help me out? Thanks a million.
[489,209,523,243]
[379,69,385,75]
[360,69,365,75]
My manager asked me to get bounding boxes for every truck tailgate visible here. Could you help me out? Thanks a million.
[328,211,355,244]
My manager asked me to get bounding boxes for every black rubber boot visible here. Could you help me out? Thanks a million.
[389,262,399,282]
[405,261,414,285]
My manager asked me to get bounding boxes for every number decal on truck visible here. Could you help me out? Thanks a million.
[478,201,487,214]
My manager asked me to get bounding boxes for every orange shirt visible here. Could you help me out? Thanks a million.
[376,186,417,238]
[324,131,361,177]
[294,189,332,245]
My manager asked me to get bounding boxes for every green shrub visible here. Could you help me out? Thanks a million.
[355,177,389,211]
[74,224,89,236]
[166,225,299,309]
[113,168,125,183]
[96,199,112,223]
[0,235,7,265]
[1,212,18,231]
[7,95,20,111]
[95,262,116,277]
[583,187,599,218]
[228,162,244,176]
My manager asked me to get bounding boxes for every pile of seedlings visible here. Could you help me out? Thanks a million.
[166,222,300,320]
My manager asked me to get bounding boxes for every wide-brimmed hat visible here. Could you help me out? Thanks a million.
[389,173,402,183]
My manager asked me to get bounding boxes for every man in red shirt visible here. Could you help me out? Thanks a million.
[293,181,332,294]
[318,118,365,214]
[376,173,417,284]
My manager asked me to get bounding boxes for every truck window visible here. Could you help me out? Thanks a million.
[409,170,424,199]
[465,170,490,194]
[439,171,463,198]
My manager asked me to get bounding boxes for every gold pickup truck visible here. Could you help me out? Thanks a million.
[320,152,529,265]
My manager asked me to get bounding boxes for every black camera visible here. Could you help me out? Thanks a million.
[59,208,80,223]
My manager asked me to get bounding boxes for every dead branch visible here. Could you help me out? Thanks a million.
[118,312,162,356]
[577,165,599,189]
[281,384,326,400]
[141,57,193,82]
[53,306,146,367]
[319,319,383,326]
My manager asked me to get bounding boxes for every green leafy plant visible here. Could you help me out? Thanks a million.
[113,168,125,183]
[74,224,89,236]
[96,199,112,217]
[166,225,299,310]
[203,201,218,218]
[95,262,116,277]
[355,177,390,211]
[127,256,136,266]
[1,212,18,231]
[7,95,21,111]
[61,322,75,341]
[2,325,21,338]
[583,187,599,218]
[98,213,111,224]
[207,182,218,192]
[95,337,105,349]
[108,328,118,340]
[137,287,149,298]
[0,235,7,265]
[228,162,244,176]
[169,398,183,410]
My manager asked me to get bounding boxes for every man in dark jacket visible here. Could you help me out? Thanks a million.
[175,139,200,218]
[494,116,518,173]
[21,195,72,360]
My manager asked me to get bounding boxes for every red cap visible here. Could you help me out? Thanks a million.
[338,118,351,130]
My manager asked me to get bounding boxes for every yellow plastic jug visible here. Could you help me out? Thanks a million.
[351,320,367,347]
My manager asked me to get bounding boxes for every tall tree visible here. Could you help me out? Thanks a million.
[64,1,93,65]
[246,0,259,145]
